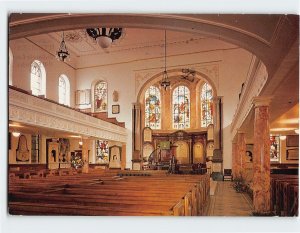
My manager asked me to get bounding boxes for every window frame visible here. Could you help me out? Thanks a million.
[172,85,191,129]
[144,85,161,129]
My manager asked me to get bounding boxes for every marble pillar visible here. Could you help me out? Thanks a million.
[132,103,141,153]
[252,96,272,214]
[232,142,237,178]
[237,131,246,178]
[81,139,89,173]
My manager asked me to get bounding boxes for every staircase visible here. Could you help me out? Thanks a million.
[91,112,125,128]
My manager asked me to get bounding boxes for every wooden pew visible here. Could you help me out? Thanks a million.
[9,171,210,216]
[270,174,298,216]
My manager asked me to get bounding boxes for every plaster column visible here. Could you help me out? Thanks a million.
[232,142,237,178]
[121,144,126,170]
[252,96,272,214]
[81,139,90,173]
[212,96,222,149]
[237,130,246,178]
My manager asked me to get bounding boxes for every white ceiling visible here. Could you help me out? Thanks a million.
[26,28,237,69]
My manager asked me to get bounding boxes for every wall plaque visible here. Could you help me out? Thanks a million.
[143,127,152,142]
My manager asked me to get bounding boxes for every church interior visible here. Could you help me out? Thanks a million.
[7,13,299,218]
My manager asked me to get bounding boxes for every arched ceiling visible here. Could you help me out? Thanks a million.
[9,13,299,76]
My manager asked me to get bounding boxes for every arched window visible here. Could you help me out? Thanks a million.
[201,82,213,127]
[30,60,46,96]
[94,81,107,112]
[58,74,70,106]
[172,85,190,129]
[96,140,109,163]
[145,86,161,129]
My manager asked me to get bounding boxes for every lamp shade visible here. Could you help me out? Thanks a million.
[12,132,20,137]
[97,36,113,48]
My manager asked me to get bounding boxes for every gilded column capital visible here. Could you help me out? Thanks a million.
[252,96,272,108]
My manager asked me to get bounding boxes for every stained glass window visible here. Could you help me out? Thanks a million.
[201,83,213,127]
[173,86,190,129]
[270,135,280,162]
[94,81,107,112]
[145,86,161,129]
[31,61,43,96]
[96,140,109,163]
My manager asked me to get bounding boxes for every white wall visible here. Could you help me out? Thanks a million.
[10,38,253,170]
[76,47,253,169]
[76,64,135,168]
[219,49,253,169]
[9,39,76,107]
[279,137,299,164]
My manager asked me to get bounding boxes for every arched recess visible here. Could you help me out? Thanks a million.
[58,74,70,106]
[137,68,217,131]
[9,47,13,85]
[193,142,204,163]
[137,68,217,102]
[173,140,189,164]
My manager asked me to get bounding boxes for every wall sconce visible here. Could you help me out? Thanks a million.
[12,131,21,137]
[79,140,83,146]
[295,129,299,134]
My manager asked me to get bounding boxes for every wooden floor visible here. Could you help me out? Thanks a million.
[207,181,253,216]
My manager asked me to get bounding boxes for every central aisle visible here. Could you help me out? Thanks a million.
[207,181,253,216]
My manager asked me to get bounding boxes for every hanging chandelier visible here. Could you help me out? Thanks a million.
[86,27,123,49]
[57,32,70,62]
[161,30,170,90]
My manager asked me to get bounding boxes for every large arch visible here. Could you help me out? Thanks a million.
[137,68,217,131]
[137,68,217,103]
[9,14,298,77]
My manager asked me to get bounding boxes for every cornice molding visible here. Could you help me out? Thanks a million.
[9,88,127,143]
[10,13,280,46]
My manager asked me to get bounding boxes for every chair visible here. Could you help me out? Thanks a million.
[223,169,233,181]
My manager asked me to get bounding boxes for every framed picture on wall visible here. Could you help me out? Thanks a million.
[286,148,299,160]
[112,104,120,114]
[286,135,299,147]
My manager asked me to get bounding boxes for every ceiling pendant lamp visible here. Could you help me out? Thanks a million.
[161,30,170,90]
[86,27,123,49]
[57,32,70,62]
